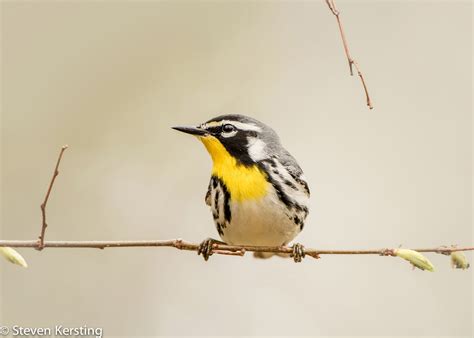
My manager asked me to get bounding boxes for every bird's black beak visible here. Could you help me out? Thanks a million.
[172,125,208,136]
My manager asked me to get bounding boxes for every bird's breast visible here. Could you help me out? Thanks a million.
[213,161,268,202]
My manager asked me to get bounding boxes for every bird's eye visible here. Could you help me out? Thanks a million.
[222,124,236,133]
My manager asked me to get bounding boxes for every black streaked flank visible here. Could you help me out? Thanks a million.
[284,179,297,190]
[214,189,220,218]
[290,173,310,196]
[208,175,231,236]
[270,167,298,191]
[293,215,303,230]
[260,163,296,210]
[258,158,309,229]
[216,222,225,236]
[222,183,232,224]
[205,181,212,206]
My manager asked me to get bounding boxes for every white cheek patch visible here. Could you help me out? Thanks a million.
[247,137,267,161]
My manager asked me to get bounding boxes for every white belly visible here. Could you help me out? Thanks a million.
[220,191,301,246]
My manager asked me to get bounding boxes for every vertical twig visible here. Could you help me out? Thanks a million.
[325,0,373,109]
[37,145,68,250]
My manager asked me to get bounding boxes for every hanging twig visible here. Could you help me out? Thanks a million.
[325,0,373,109]
[37,145,68,250]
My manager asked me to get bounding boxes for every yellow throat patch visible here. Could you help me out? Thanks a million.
[199,135,268,202]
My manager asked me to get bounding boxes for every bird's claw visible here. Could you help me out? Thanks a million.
[198,238,222,261]
[291,243,306,263]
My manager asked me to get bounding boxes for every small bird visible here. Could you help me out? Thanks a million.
[173,114,310,262]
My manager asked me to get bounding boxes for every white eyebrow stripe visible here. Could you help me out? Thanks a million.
[201,120,262,132]
[230,121,261,131]
[202,121,223,128]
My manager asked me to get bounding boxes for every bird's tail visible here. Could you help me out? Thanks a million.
[253,252,291,259]
[253,252,274,259]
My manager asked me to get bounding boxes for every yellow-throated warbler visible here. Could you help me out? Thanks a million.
[173,115,310,262]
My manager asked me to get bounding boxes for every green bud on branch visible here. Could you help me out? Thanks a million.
[0,247,28,268]
[394,248,434,272]
[450,251,470,270]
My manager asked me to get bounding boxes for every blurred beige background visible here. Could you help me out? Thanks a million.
[1,0,472,337]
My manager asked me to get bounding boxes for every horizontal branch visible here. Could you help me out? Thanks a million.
[1,239,472,259]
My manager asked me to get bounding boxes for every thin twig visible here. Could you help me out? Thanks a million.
[37,145,68,250]
[1,240,472,259]
[325,0,374,109]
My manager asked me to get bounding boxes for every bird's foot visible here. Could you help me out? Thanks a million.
[197,238,226,261]
[291,243,306,263]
